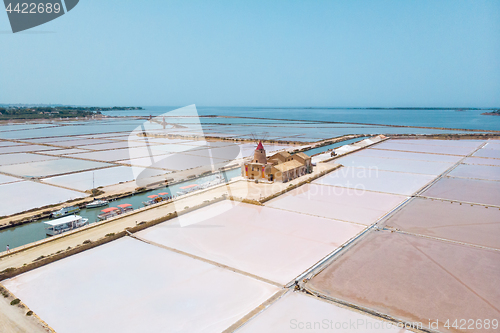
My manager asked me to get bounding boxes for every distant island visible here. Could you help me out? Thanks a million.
[0,106,143,120]
[481,110,500,116]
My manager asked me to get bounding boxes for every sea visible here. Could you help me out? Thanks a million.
[105,106,500,131]
[0,107,498,250]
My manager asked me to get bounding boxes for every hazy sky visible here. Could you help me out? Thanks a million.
[1,0,499,107]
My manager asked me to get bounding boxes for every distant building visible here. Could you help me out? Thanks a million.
[242,141,312,182]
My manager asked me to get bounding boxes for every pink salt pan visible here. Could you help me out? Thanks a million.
[333,154,454,176]
[360,148,463,163]
[382,197,500,250]
[391,139,483,148]
[307,230,500,333]
[448,164,500,181]
[421,177,500,206]
[473,149,500,159]
[373,141,478,156]
[3,237,280,333]
[236,291,411,333]
[138,201,366,285]
[314,167,436,195]
[463,157,500,167]
[266,183,407,225]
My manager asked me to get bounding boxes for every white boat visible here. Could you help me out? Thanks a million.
[86,199,109,209]
[44,215,89,236]
[86,172,108,209]
[51,206,80,218]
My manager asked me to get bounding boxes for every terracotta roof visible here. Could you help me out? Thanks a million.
[256,141,264,150]
[273,160,304,172]
[294,152,311,160]
[270,151,291,159]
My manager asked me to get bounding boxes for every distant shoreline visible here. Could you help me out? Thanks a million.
[99,106,499,111]
[481,111,500,116]
[0,106,143,121]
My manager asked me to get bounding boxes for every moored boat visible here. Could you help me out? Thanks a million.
[98,207,121,220]
[142,194,166,206]
[51,206,80,218]
[175,175,225,196]
[44,215,89,236]
[86,199,109,209]
[176,184,199,196]
[117,203,134,213]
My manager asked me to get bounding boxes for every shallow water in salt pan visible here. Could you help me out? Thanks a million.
[374,141,478,156]
[42,166,164,191]
[266,183,407,225]
[0,158,113,178]
[307,230,500,333]
[473,148,500,159]
[389,139,484,148]
[138,201,365,285]
[0,145,57,154]
[333,154,454,176]
[3,237,279,333]
[382,197,500,249]
[359,148,463,163]
[0,153,58,166]
[448,164,500,181]
[0,174,22,185]
[463,157,500,166]
[421,177,500,206]
[0,181,84,216]
[235,291,409,333]
[314,167,436,195]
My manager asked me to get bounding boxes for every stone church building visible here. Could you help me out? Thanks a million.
[242,141,312,182]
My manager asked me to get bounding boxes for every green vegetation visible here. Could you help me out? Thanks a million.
[90,188,105,196]
[26,310,33,316]
[10,298,21,306]
[1,267,16,274]
[33,255,45,262]
[0,105,143,120]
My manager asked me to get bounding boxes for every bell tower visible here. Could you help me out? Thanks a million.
[253,141,267,164]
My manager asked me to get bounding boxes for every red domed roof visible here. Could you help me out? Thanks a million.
[256,141,264,150]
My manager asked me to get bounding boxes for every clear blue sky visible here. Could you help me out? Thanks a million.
[1,0,499,107]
